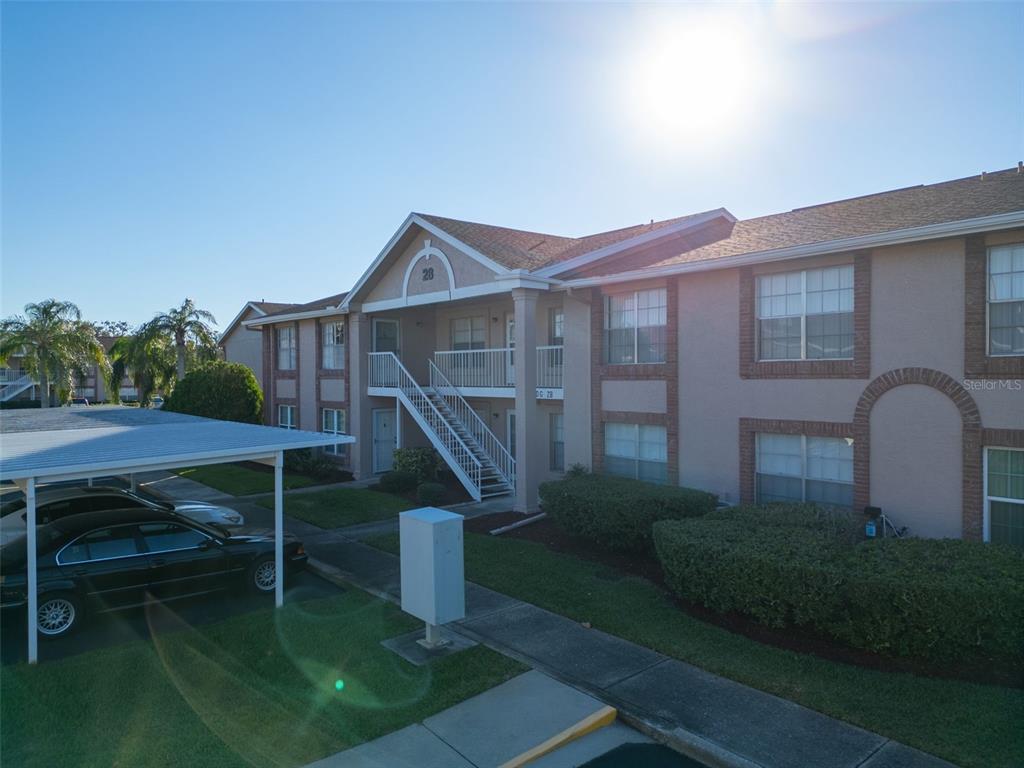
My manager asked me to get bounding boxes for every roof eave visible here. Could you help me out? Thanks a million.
[244,306,347,328]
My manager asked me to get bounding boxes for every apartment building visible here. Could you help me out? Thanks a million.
[0,336,136,405]
[222,167,1024,546]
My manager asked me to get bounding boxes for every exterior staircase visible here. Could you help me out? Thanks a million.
[0,371,36,402]
[368,352,516,501]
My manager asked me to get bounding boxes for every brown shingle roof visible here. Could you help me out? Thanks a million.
[415,211,723,271]
[256,292,347,321]
[643,168,1024,271]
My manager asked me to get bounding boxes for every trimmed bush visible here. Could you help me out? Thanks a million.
[653,506,1024,664]
[416,482,446,506]
[284,449,353,483]
[162,361,262,424]
[539,472,717,552]
[394,447,440,483]
[378,470,417,494]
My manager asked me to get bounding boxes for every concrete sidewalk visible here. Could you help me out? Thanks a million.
[302,534,957,768]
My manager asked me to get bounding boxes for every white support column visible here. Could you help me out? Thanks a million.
[26,477,38,664]
[274,451,284,608]
[512,288,541,512]
[396,400,402,449]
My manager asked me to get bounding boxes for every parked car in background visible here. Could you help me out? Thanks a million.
[150,395,164,409]
[0,485,244,545]
[68,397,89,406]
[0,508,307,637]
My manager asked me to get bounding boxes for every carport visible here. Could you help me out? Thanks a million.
[0,406,355,663]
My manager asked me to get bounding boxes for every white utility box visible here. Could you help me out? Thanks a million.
[399,507,465,645]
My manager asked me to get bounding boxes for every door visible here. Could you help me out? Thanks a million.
[372,318,400,355]
[505,314,516,385]
[57,525,150,611]
[373,408,397,473]
[140,522,228,600]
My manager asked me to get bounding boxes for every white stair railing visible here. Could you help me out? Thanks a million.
[536,345,564,389]
[0,373,36,402]
[367,352,484,500]
[429,359,515,494]
[433,348,514,388]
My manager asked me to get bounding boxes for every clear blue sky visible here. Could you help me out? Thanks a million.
[2,1,1021,330]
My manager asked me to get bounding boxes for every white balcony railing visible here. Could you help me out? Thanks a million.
[431,346,563,390]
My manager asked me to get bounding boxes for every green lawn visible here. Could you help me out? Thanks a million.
[365,532,1023,768]
[257,488,415,529]
[174,464,319,496]
[0,589,524,768]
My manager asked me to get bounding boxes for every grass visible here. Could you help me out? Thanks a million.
[174,464,319,496]
[364,531,1024,768]
[257,488,415,529]
[0,589,524,768]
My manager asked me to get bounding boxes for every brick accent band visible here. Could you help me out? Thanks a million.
[852,367,983,539]
[739,251,871,379]
[964,234,1024,379]
[738,418,854,505]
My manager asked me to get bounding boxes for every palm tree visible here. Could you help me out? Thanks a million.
[149,299,217,381]
[107,324,176,407]
[0,299,110,407]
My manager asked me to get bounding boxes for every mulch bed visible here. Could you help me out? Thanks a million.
[465,511,1023,689]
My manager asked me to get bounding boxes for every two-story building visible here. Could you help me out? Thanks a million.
[222,166,1024,546]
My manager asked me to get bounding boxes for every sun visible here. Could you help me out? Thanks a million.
[617,13,767,151]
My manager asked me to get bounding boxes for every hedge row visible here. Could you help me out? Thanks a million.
[539,473,717,552]
[653,506,1024,664]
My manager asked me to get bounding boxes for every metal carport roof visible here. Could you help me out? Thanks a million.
[0,405,356,663]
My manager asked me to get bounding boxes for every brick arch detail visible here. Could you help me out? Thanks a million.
[852,368,983,539]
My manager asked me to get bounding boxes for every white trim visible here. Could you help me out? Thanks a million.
[983,445,1024,544]
[401,239,457,299]
[534,208,735,278]
[219,302,268,342]
[361,278,553,313]
[560,210,1024,289]
[410,214,512,276]
[244,306,345,328]
[342,214,419,308]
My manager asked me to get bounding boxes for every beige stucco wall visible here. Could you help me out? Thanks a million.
[563,292,592,469]
[298,319,317,430]
[321,378,345,402]
[364,226,500,304]
[222,308,265,385]
[276,378,296,399]
[602,380,667,413]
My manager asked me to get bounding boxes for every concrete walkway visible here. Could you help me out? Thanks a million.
[301,534,957,768]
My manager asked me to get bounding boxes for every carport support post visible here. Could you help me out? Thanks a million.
[26,477,38,664]
[274,451,284,608]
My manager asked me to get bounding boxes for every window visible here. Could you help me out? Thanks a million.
[986,448,1024,547]
[60,526,141,564]
[277,326,296,370]
[550,412,565,471]
[988,244,1024,356]
[278,404,296,430]
[451,316,486,351]
[322,321,345,369]
[756,434,853,508]
[140,523,208,553]
[322,408,346,456]
[757,265,854,361]
[549,308,565,346]
[604,288,667,364]
[604,423,667,484]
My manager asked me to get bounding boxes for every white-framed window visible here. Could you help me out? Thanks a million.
[604,422,667,484]
[277,327,296,371]
[451,316,486,351]
[322,408,346,456]
[756,433,853,508]
[321,321,345,369]
[549,308,565,346]
[550,412,565,471]
[756,265,854,361]
[988,243,1024,356]
[604,288,667,364]
[985,447,1023,547]
[278,404,296,430]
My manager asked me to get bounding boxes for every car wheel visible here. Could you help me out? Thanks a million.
[37,593,81,639]
[249,556,277,594]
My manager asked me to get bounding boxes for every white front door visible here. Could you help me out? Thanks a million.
[372,408,397,473]
[505,314,516,386]
[372,318,400,356]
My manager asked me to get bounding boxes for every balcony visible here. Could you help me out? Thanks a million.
[368,346,564,399]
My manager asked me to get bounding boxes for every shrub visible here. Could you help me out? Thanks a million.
[539,473,717,552]
[416,482,447,506]
[394,447,440,483]
[653,508,1024,665]
[284,449,353,483]
[378,470,417,493]
[162,361,262,424]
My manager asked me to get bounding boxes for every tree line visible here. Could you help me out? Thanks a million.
[0,298,218,407]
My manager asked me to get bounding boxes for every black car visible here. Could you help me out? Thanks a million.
[0,508,307,638]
